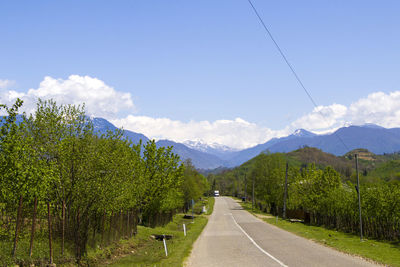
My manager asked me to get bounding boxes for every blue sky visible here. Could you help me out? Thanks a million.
[1,1,400,148]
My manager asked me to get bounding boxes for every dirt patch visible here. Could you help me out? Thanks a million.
[254,213,274,219]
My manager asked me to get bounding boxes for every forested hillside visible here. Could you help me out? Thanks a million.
[0,99,209,265]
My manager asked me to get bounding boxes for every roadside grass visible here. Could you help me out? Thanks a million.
[0,197,214,266]
[202,196,214,215]
[100,197,213,267]
[235,197,400,267]
[0,229,76,266]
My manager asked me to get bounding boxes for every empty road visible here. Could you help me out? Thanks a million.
[186,197,379,267]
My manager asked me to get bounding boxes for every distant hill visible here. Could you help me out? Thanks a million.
[210,125,400,168]
[91,119,227,169]
[91,117,149,144]
[265,125,400,155]
[221,129,317,167]
[155,140,226,170]
[366,160,400,182]
[286,147,353,174]
[215,146,400,185]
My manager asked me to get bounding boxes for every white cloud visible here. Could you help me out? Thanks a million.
[290,91,400,134]
[290,103,348,132]
[3,75,400,149]
[0,79,15,89]
[111,116,288,149]
[0,75,134,119]
[348,91,400,128]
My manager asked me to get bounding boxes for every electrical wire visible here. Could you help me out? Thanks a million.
[246,0,350,152]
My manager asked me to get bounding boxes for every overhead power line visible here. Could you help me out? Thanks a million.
[246,0,349,152]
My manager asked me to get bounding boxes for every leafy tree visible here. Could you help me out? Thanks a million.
[181,159,209,211]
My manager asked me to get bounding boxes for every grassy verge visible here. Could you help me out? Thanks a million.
[97,197,214,266]
[0,230,76,266]
[235,197,400,267]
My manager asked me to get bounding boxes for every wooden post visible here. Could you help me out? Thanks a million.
[12,195,23,257]
[29,197,38,258]
[283,162,289,219]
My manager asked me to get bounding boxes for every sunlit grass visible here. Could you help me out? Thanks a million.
[100,197,213,266]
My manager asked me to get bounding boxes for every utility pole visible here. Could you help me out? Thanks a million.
[244,173,247,201]
[283,162,289,219]
[252,175,255,211]
[355,154,363,241]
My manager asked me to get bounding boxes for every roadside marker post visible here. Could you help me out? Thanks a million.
[183,224,187,236]
[163,235,168,256]
[191,199,195,223]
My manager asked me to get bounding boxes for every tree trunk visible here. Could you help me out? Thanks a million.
[76,208,81,263]
[101,210,106,245]
[47,202,53,264]
[62,199,65,256]
[108,211,113,244]
[126,210,130,238]
[29,197,38,258]
[119,210,123,239]
[12,195,23,257]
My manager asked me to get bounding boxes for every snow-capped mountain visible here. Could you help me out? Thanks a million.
[184,140,237,152]
[183,140,239,159]
[292,129,317,138]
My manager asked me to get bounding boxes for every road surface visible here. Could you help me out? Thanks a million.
[186,197,379,267]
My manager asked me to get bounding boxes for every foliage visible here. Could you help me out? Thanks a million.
[181,159,209,211]
[214,150,400,241]
[0,99,208,265]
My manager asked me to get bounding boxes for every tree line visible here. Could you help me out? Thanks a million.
[212,152,400,241]
[0,99,209,265]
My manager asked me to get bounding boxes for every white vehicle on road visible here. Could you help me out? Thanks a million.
[214,190,220,197]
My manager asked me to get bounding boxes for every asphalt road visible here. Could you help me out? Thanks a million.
[186,197,379,267]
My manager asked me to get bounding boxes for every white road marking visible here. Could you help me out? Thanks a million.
[230,213,288,267]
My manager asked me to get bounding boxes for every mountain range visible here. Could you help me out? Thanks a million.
[4,115,400,170]
[89,118,400,170]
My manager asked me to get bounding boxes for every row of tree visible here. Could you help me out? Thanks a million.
[0,99,209,265]
[212,153,400,241]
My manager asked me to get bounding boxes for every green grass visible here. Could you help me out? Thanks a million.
[204,197,215,215]
[100,197,214,267]
[0,228,76,266]
[235,198,400,267]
